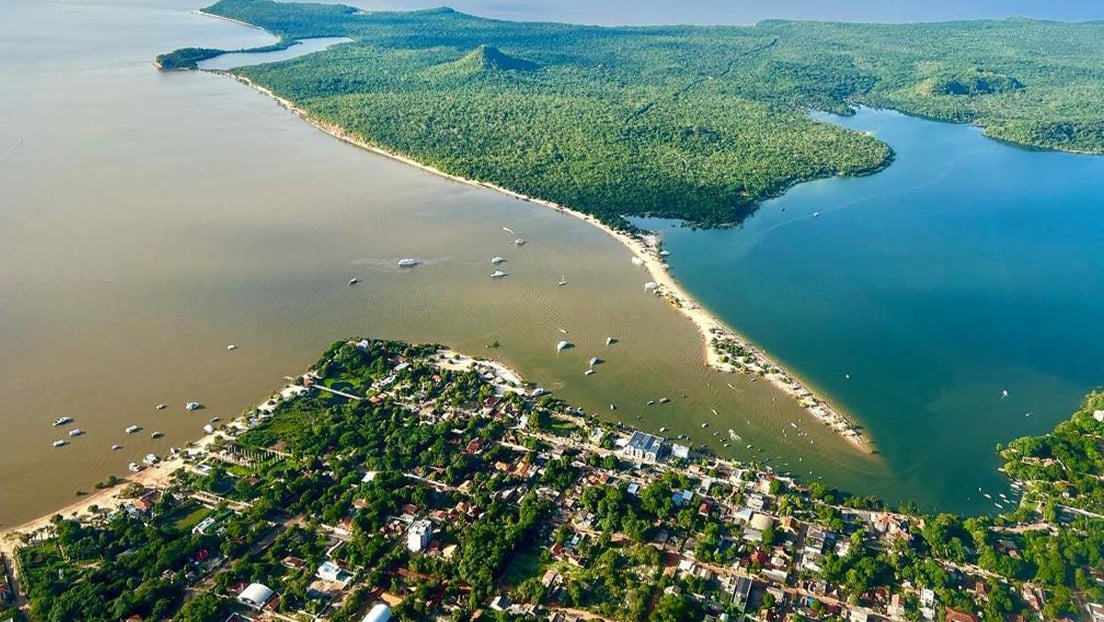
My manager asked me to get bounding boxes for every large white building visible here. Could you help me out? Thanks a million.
[407,519,432,552]
[622,431,666,462]
[238,583,274,609]
[362,603,392,622]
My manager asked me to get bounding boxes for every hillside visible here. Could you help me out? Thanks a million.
[162,0,1104,227]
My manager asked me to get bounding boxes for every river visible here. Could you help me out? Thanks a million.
[1,0,898,527]
[644,108,1104,512]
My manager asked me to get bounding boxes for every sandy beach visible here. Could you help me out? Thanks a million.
[214,70,871,454]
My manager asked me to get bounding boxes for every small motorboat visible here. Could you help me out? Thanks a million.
[606,337,616,346]
[54,416,73,427]
[185,401,202,411]
[589,357,601,367]
[659,426,668,433]
[513,238,526,246]
[558,275,568,286]
[491,270,508,278]
[609,404,616,411]
[156,404,167,410]
[348,277,359,286]
[226,344,238,351]
[111,444,123,451]
[491,256,506,265]
[531,388,546,397]
[150,431,163,439]
[52,439,67,448]
[646,400,656,406]
[555,340,571,352]
[68,429,83,437]
[701,422,709,428]
[128,462,143,473]
[584,369,595,376]
[125,425,141,434]
[397,258,421,267]
[143,453,159,465]
[658,397,670,404]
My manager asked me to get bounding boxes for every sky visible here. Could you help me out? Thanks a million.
[348,0,1104,25]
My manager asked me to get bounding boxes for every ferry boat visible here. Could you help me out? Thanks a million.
[397,258,421,267]
[185,401,202,411]
[52,439,67,448]
[68,429,83,437]
[53,416,73,427]
[490,256,506,265]
[491,270,508,278]
[125,425,141,434]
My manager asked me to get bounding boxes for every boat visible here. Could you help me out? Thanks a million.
[490,270,508,278]
[491,256,506,265]
[643,281,659,292]
[658,397,670,404]
[125,425,141,434]
[203,424,215,434]
[711,409,719,416]
[790,422,798,429]
[532,388,546,397]
[701,422,709,428]
[156,404,167,410]
[513,238,526,246]
[397,258,421,267]
[53,416,73,427]
[558,328,569,334]
[185,401,202,411]
[589,357,601,367]
[728,429,741,441]
[226,344,237,351]
[723,443,730,448]
[209,416,220,423]
[606,337,616,346]
[982,493,992,499]
[111,444,122,451]
[631,256,644,266]
[128,462,143,473]
[52,439,67,448]
[348,277,359,286]
[143,453,159,465]
[558,275,568,286]
[68,429,83,437]
[659,250,670,257]
[659,427,668,433]
[646,400,656,406]
[555,340,571,352]
[502,226,515,234]
[746,444,753,449]
[150,431,163,439]
[584,369,595,376]
[609,404,616,411]
[1001,389,1009,399]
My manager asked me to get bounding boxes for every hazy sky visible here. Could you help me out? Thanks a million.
[349,0,1104,25]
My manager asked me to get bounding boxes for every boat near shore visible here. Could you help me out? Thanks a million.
[53,416,73,427]
[397,258,421,267]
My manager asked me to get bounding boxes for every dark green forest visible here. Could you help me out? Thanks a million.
[163,0,1104,226]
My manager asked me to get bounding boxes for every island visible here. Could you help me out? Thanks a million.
[2,338,1103,621]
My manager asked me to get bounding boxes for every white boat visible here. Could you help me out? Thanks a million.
[659,250,670,257]
[226,344,237,351]
[606,337,616,345]
[631,256,644,266]
[584,369,595,376]
[513,238,526,246]
[150,431,163,439]
[711,409,719,416]
[728,429,741,441]
[555,340,571,352]
[53,416,73,427]
[589,357,600,367]
[491,256,506,265]
[659,427,668,433]
[647,400,656,406]
[790,422,798,429]
[52,439,67,448]
[128,462,143,473]
[185,401,202,411]
[348,277,359,286]
[203,424,215,434]
[125,425,141,434]
[156,404,167,410]
[111,444,122,451]
[502,226,515,234]
[397,258,421,267]
[658,397,670,404]
[701,422,709,428]
[609,404,616,411]
[558,275,568,286]
[1001,389,1009,399]
[68,429,83,437]
[209,416,220,423]
[143,453,159,465]
[813,211,820,217]
[643,281,659,292]
[491,270,508,278]
[532,388,546,397]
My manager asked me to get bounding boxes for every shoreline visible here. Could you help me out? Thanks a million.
[214,71,872,454]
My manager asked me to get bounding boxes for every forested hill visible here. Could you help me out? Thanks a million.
[164,0,1104,227]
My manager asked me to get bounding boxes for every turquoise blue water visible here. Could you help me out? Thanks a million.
[638,108,1104,512]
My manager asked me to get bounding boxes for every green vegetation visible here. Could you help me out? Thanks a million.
[162,0,1104,227]
[155,40,298,70]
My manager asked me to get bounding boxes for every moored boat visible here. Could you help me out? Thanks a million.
[125,425,141,434]
[54,416,73,427]
[397,258,421,267]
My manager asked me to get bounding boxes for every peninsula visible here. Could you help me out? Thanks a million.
[3,339,1103,621]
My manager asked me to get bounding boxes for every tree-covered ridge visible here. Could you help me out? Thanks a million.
[167,0,1104,226]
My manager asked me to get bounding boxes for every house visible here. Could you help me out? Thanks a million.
[945,608,979,622]
[623,431,666,462]
[317,560,352,585]
[671,443,690,460]
[238,583,275,609]
[849,610,869,622]
[733,576,754,610]
[192,516,219,536]
[408,519,432,552]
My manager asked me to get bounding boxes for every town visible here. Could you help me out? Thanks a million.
[2,339,1103,622]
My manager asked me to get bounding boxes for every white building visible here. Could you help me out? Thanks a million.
[408,519,432,552]
[623,431,666,462]
[238,583,274,609]
[361,603,392,622]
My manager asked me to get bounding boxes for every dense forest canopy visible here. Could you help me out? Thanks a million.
[164,0,1104,226]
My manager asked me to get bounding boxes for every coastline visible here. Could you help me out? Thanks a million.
[214,71,872,454]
